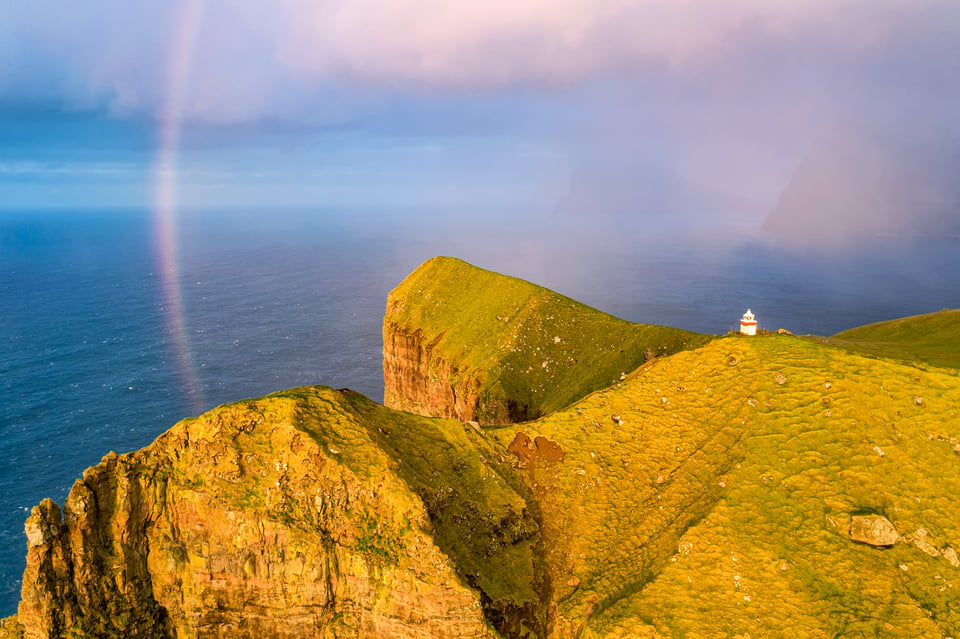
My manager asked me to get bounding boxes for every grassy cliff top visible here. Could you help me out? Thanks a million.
[385,256,710,419]
[822,308,960,369]
[488,333,960,637]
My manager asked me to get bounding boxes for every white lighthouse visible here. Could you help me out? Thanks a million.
[740,309,758,336]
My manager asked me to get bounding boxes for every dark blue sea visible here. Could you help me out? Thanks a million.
[2,206,959,616]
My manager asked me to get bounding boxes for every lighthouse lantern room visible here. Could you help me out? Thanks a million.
[740,309,758,336]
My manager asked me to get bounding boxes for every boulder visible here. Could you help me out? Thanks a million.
[849,515,900,547]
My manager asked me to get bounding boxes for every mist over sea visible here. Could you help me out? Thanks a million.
[2,206,959,615]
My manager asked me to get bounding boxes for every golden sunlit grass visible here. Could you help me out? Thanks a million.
[489,334,960,637]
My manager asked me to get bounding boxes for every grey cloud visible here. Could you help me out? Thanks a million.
[1,0,958,124]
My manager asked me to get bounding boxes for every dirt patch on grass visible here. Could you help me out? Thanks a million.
[508,432,565,465]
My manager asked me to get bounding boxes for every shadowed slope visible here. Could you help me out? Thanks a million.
[820,309,960,369]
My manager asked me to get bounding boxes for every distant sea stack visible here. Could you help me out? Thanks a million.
[762,131,960,249]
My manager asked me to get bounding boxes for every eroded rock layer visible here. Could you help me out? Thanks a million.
[10,388,542,639]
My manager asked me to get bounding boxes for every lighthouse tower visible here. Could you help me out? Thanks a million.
[740,309,758,336]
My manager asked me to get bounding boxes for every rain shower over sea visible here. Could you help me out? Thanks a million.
[2,205,960,615]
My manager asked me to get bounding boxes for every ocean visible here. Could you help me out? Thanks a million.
[2,206,959,616]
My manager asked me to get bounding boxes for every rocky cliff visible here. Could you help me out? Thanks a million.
[4,387,545,639]
[383,256,708,424]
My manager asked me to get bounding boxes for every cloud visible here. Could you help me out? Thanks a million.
[2,0,958,124]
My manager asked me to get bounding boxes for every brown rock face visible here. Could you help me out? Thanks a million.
[13,391,497,639]
[849,515,901,547]
[382,322,526,424]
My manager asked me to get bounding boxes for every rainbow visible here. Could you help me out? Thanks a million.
[152,0,205,415]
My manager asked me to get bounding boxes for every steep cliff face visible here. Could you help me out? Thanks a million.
[382,324,525,424]
[10,388,543,639]
[383,257,709,424]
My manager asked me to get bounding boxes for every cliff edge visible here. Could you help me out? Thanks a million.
[383,256,708,424]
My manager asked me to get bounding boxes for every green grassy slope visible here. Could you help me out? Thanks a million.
[384,256,710,423]
[485,334,960,637]
[820,308,960,369]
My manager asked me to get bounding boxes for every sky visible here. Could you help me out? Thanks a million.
[2,0,959,228]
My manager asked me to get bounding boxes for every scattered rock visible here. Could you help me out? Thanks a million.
[618,372,627,381]
[774,373,787,385]
[572,468,586,476]
[611,414,623,425]
[900,564,909,571]
[943,546,959,568]
[849,514,900,547]
[909,528,941,557]
[777,328,793,335]
[914,396,924,406]
[953,443,960,455]
[824,382,832,389]
[566,577,581,589]
[727,355,739,366]
[872,445,885,457]
[747,399,758,407]
[779,560,789,572]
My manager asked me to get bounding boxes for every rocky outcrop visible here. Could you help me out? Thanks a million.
[382,322,527,425]
[849,515,900,547]
[11,389,520,639]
